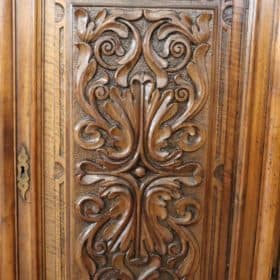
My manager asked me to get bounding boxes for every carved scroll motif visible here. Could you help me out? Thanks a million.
[76,174,201,279]
[74,8,212,279]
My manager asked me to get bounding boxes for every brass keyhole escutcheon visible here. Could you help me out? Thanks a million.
[17,146,30,200]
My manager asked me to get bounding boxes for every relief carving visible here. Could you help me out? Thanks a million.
[74,7,212,279]
[222,0,233,30]
[55,2,65,23]
[76,174,201,279]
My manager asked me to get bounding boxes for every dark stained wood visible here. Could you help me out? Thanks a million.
[71,5,230,279]
[42,2,238,278]
[0,0,279,279]
[0,0,16,279]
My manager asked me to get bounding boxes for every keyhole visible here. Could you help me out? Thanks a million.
[20,166,25,177]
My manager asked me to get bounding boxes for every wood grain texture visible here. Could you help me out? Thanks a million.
[228,0,280,279]
[15,0,43,278]
[70,4,228,280]
[2,0,279,279]
[252,1,280,278]
[44,1,242,279]
[230,0,279,279]
[0,0,16,279]
[43,1,68,279]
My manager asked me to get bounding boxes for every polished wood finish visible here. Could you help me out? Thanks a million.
[15,0,43,278]
[229,0,280,279]
[44,2,236,278]
[73,7,214,279]
[253,1,280,278]
[1,0,279,279]
[0,0,16,279]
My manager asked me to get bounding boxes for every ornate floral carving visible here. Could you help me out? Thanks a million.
[74,8,210,174]
[73,7,212,279]
[76,173,201,279]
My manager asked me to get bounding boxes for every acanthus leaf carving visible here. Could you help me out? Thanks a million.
[143,9,211,88]
[75,174,201,279]
[73,7,212,279]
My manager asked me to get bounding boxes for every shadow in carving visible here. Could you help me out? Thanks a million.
[73,7,212,279]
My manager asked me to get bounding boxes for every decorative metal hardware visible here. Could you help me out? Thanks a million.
[17,145,30,200]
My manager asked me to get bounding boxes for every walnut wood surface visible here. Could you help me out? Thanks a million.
[1,0,279,279]
[228,0,280,279]
[77,5,217,280]
[15,0,42,278]
[0,0,16,279]
[44,1,236,278]
[43,2,233,279]
[252,0,280,278]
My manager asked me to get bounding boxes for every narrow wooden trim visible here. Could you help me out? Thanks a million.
[228,0,256,278]
[229,0,280,278]
[253,1,280,278]
[15,0,43,278]
[222,0,248,279]
[0,0,17,279]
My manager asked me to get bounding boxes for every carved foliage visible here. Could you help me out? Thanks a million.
[73,7,212,279]
[76,173,202,279]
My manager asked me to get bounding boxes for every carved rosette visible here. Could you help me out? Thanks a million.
[74,7,211,279]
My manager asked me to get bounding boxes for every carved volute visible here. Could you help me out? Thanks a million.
[73,8,212,279]
[2,0,279,279]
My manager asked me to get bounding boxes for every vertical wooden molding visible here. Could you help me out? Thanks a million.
[15,0,43,278]
[0,0,16,279]
[229,0,280,279]
[253,1,280,278]
[225,0,248,278]
[238,0,278,277]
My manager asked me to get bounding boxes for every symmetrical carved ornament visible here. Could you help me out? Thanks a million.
[74,7,212,279]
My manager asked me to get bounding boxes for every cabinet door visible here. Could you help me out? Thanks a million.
[7,0,279,279]
[43,1,236,279]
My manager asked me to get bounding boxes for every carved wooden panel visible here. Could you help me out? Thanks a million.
[43,0,236,279]
[5,0,279,278]
[73,6,211,279]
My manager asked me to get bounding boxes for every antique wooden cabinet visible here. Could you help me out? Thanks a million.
[0,0,279,279]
